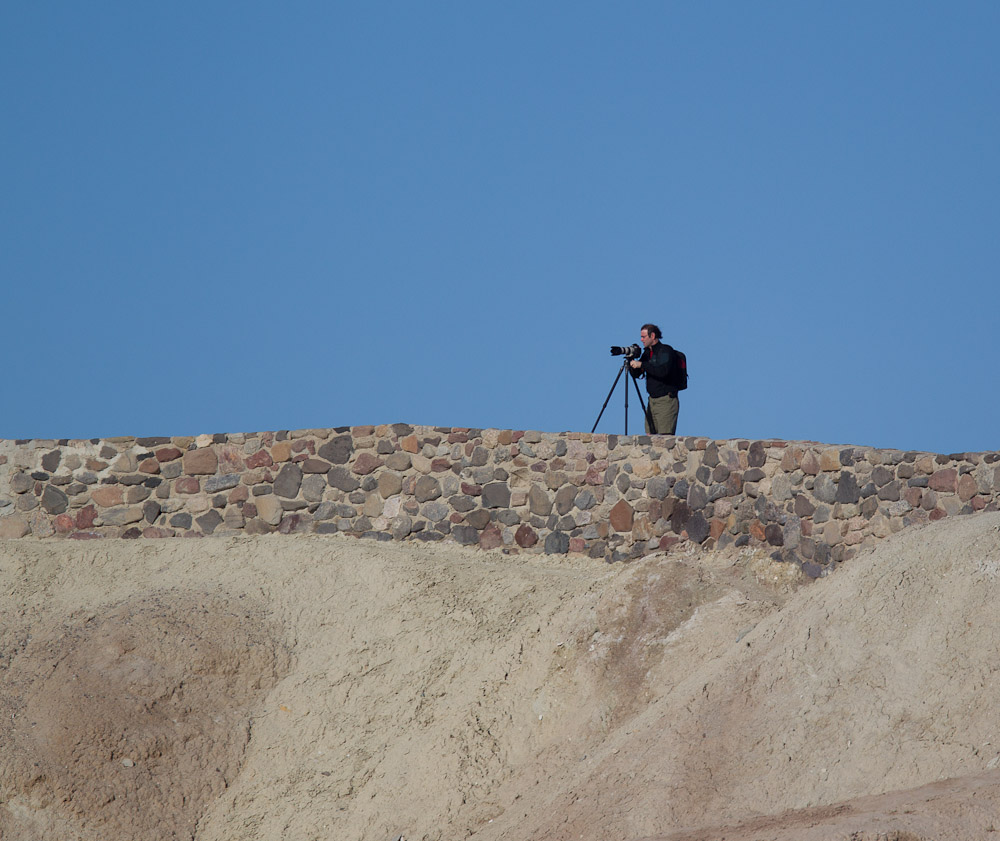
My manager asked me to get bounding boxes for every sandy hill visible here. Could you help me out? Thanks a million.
[2,511,1000,840]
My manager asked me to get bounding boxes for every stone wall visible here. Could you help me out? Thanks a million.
[1,425,998,577]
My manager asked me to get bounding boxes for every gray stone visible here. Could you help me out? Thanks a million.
[646,476,671,499]
[274,463,303,498]
[687,483,708,511]
[415,475,442,502]
[771,473,794,502]
[385,452,411,471]
[835,472,860,504]
[313,501,337,520]
[41,485,68,515]
[10,472,33,494]
[544,531,570,554]
[204,474,241,494]
[498,509,520,526]
[813,474,837,504]
[482,482,511,509]
[318,435,353,464]
[302,474,327,503]
[554,485,576,515]
[686,512,710,543]
[528,485,552,516]
[328,467,360,492]
[451,495,476,513]
[423,501,449,522]
[453,525,479,545]
[877,481,901,501]
[197,509,224,534]
[574,489,596,510]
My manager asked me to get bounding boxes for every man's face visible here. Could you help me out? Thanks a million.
[640,329,656,348]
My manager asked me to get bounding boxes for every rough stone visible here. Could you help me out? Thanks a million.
[183,448,218,475]
[318,436,354,464]
[544,531,570,554]
[482,483,511,509]
[414,475,442,503]
[327,467,360,492]
[610,499,634,532]
[40,485,69,515]
[352,453,382,475]
[274,463,303,498]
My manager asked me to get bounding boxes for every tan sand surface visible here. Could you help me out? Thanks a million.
[2,512,1000,840]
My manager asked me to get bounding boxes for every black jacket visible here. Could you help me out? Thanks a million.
[631,342,677,399]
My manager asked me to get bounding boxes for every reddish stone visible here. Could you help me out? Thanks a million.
[749,521,767,541]
[155,447,183,463]
[461,483,482,496]
[217,445,245,473]
[54,514,76,533]
[302,458,332,473]
[585,466,604,485]
[139,458,161,475]
[448,432,469,444]
[278,514,301,534]
[431,458,451,472]
[800,451,820,476]
[904,487,923,508]
[971,496,987,511]
[246,450,274,469]
[801,519,813,536]
[91,486,123,508]
[569,537,586,553]
[658,535,680,551]
[243,502,258,519]
[479,524,503,550]
[609,499,634,532]
[291,439,316,454]
[352,453,382,475]
[515,524,538,548]
[531,462,547,473]
[400,435,419,454]
[70,531,104,540]
[76,505,97,529]
[510,431,524,443]
[176,477,201,494]
[86,458,109,471]
[710,519,726,540]
[228,485,249,504]
[449,513,464,524]
[929,468,958,492]
[142,527,173,538]
[929,507,947,521]
[183,448,218,475]
[958,474,978,501]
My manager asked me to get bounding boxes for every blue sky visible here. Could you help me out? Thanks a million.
[3,3,998,454]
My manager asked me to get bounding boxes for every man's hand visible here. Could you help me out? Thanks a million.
[630,359,642,369]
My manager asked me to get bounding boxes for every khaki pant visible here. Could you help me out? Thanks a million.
[646,394,679,435]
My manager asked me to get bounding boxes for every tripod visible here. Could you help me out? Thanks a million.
[591,358,655,434]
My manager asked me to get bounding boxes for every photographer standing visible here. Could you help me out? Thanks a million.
[629,323,679,435]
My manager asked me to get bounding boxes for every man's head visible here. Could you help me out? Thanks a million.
[640,323,661,349]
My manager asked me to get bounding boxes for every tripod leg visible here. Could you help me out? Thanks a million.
[631,374,656,434]
[591,361,629,433]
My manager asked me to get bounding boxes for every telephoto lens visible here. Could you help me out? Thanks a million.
[610,344,642,359]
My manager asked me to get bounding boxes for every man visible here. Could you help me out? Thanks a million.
[629,323,679,435]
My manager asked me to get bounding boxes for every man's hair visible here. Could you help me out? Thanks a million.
[641,323,662,340]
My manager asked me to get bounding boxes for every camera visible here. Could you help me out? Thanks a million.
[610,343,642,360]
